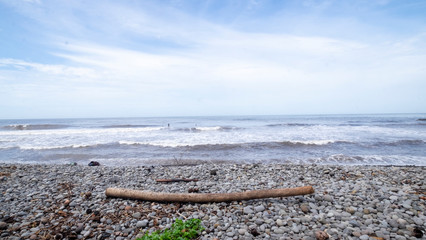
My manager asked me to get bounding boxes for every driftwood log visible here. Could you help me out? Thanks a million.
[156,178,199,183]
[105,186,314,203]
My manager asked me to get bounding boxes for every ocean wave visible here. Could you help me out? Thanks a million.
[373,139,425,147]
[118,140,346,149]
[1,124,70,131]
[11,141,148,150]
[171,126,239,132]
[118,141,148,146]
[18,144,97,150]
[102,124,160,128]
[0,146,19,150]
[266,123,313,127]
[3,138,352,151]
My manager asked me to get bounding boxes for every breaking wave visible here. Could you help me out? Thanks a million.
[171,126,240,132]
[266,123,313,127]
[102,124,160,128]
[119,139,346,149]
[2,124,70,131]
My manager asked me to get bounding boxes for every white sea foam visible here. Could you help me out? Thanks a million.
[19,144,95,150]
[0,126,165,136]
[292,140,336,145]
[194,126,222,131]
[1,114,425,165]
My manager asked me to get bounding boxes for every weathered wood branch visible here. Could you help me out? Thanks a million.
[105,186,314,203]
[155,178,199,183]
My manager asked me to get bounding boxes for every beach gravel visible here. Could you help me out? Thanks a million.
[0,163,425,239]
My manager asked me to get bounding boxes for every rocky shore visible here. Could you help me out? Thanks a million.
[0,163,425,240]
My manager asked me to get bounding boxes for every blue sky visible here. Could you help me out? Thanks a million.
[0,0,425,118]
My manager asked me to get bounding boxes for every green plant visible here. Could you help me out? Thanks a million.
[136,218,204,240]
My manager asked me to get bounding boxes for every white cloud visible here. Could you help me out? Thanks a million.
[0,58,98,82]
[1,0,425,117]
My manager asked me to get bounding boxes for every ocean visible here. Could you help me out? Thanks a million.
[0,114,425,166]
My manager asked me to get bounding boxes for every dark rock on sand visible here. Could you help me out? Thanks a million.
[0,221,8,230]
[88,161,100,166]
[413,226,424,238]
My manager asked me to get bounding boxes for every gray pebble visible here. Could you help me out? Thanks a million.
[1,163,424,240]
[136,220,148,228]
[254,205,265,212]
[323,195,333,202]
[243,206,254,214]
[349,220,360,227]
[359,235,369,240]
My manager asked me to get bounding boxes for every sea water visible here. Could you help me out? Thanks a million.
[0,114,425,166]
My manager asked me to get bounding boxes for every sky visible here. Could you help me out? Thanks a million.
[0,0,425,119]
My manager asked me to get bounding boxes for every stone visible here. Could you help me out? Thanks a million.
[254,205,265,212]
[390,196,398,201]
[88,161,100,166]
[98,232,111,240]
[413,217,423,226]
[365,219,373,225]
[83,230,91,238]
[243,206,254,214]
[109,176,120,183]
[323,195,333,202]
[132,212,141,219]
[397,218,407,228]
[75,223,84,233]
[276,219,285,226]
[388,219,399,228]
[309,203,318,209]
[0,221,8,230]
[345,207,355,214]
[315,230,329,240]
[40,217,49,224]
[300,204,310,213]
[349,220,360,227]
[413,226,424,238]
[292,225,300,233]
[359,235,369,240]
[136,220,148,228]
[394,236,406,240]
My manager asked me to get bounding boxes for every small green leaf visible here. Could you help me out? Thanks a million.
[136,218,204,240]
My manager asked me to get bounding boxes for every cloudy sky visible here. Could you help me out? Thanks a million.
[0,0,425,118]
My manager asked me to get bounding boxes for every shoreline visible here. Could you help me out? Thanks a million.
[0,163,425,239]
[2,160,426,168]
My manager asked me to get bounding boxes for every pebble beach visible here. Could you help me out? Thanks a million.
[0,163,425,240]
